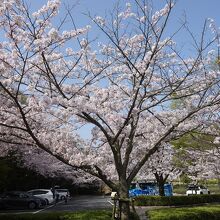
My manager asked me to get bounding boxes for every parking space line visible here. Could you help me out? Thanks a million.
[0,201,64,215]
[0,211,31,215]
[33,201,63,214]
[108,200,114,206]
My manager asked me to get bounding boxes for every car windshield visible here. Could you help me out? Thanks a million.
[56,189,67,192]
[139,183,156,190]
[130,182,157,190]
[29,190,49,194]
[187,185,199,190]
[130,183,136,190]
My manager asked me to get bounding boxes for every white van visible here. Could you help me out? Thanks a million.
[55,189,70,200]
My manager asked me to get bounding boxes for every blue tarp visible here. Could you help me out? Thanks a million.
[129,182,173,197]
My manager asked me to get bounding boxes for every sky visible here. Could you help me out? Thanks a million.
[28,0,220,55]
[1,0,219,53]
[30,0,220,31]
[27,0,220,139]
[2,0,220,139]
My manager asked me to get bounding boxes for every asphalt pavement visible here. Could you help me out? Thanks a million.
[0,195,149,219]
[0,195,112,215]
[44,195,112,212]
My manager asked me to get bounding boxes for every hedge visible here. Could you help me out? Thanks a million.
[134,194,220,206]
[147,205,220,220]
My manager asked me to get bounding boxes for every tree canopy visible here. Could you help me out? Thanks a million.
[0,0,220,219]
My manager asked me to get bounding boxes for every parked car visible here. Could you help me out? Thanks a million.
[0,191,43,209]
[55,189,70,200]
[27,189,54,205]
[186,185,210,195]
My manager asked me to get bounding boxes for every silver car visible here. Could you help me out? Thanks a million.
[0,191,43,209]
[27,189,54,205]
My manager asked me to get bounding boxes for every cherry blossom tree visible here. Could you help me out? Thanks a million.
[1,0,220,219]
[171,112,220,185]
[0,0,98,184]
[182,135,220,185]
[137,144,181,196]
[212,136,220,184]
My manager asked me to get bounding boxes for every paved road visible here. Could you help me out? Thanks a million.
[44,195,112,212]
[0,195,112,215]
[0,195,148,219]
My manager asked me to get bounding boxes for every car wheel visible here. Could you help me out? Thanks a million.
[28,201,37,209]
[208,191,210,194]
[45,199,49,205]
[61,196,65,200]
[0,203,4,210]
[200,192,203,194]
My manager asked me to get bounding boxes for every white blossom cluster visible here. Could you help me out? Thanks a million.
[0,0,220,185]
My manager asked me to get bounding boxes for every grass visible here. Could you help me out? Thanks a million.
[207,184,220,194]
[148,205,220,220]
[172,184,186,194]
[0,210,112,220]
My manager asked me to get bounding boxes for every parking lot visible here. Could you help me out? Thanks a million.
[0,195,112,215]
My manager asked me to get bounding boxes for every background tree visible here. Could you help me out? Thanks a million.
[0,151,52,192]
[137,144,181,196]
[0,1,220,219]
[172,121,220,185]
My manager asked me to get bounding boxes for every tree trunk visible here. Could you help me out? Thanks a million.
[117,179,131,220]
[158,180,165,196]
[154,173,166,196]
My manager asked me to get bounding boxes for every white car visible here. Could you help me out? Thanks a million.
[27,189,55,205]
[186,185,210,195]
[56,189,70,200]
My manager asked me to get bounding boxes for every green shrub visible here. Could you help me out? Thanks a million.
[134,194,220,206]
[148,205,220,220]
